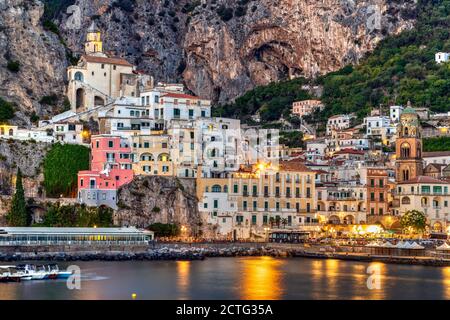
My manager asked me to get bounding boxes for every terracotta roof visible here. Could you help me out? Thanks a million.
[314,169,329,174]
[334,148,365,155]
[82,55,133,67]
[423,151,450,158]
[425,163,447,170]
[398,175,450,185]
[161,92,199,100]
[279,160,312,172]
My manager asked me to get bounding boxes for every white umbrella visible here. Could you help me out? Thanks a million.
[365,242,379,247]
[382,241,395,248]
[395,241,406,248]
[436,242,450,251]
[402,242,413,249]
[409,242,425,250]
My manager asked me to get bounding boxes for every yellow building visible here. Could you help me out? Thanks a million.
[131,133,173,176]
[196,160,316,240]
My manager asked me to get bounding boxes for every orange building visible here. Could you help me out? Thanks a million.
[366,168,389,216]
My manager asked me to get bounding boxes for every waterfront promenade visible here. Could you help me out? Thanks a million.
[1,241,450,266]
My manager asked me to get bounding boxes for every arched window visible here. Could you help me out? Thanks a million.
[401,142,411,158]
[401,197,411,205]
[74,72,84,82]
[402,169,409,181]
[212,185,222,193]
[421,197,428,207]
[140,153,154,161]
[404,127,409,136]
[0,128,4,135]
[8,129,13,136]
[158,153,170,162]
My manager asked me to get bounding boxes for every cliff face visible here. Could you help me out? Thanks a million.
[0,139,48,196]
[0,0,68,124]
[1,0,417,119]
[55,0,417,103]
[115,175,201,230]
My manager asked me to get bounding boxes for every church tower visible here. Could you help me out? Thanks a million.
[395,106,423,182]
[84,21,104,56]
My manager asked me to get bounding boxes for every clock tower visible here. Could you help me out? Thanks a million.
[395,106,423,182]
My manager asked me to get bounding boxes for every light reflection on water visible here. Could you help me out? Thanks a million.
[240,256,284,300]
[0,257,449,300]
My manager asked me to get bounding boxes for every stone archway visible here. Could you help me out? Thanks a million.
[94,96,105,106]
[328,215,340,225]
[76,88,86,111]
[343,215,354,225]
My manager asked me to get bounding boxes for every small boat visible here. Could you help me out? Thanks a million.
[0,266,23,283]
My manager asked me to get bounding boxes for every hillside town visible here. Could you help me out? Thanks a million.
[2,23,450,242]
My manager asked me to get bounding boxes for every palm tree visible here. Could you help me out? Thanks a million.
[281,218,288,229]
[275,216,281,228]
[269,217,275,228]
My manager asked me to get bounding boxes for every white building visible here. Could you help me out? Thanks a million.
[326,114,353,135]
[396,176,450,233]
[306,138,327,162]
[390,105,404,123]
[435,52,450,64]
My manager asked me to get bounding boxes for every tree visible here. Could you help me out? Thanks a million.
[0,97,15,123]
[7,168,27,226]
[281,218,288,229]
[43,143,90,197]
[400,210,427,234]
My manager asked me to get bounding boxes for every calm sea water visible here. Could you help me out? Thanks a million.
[1,257,449,300]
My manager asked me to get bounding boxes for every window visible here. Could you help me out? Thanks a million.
[189,109,194,118]
[80,179,84,187]
[251,215,257,225]
[252,185,257,196]
[108,140,114,148]
[213,200,218,209]
[174,108,180,118]
[212,185,222,193]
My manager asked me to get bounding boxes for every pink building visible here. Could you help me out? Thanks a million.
[77,135,134,209]
[292,100,323,117]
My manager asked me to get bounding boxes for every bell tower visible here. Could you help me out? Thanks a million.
[84,21,104,56]
[395,106,423,182]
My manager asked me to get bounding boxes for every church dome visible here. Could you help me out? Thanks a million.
[402,106,417,115]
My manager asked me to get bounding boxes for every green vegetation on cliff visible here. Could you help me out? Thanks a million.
[148,223,180,237]
[214,78,310,123]
[423,136,450,152]
[7,168,28,227]
[41,203,113,227]
[43,143,90,197]
[216,0,450,123]
[319,0,450,118]
[0,97,15,123]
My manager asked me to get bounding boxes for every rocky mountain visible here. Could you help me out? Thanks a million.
[115,175,202,231]
[0,0,418,122]
[0,0,68,125]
